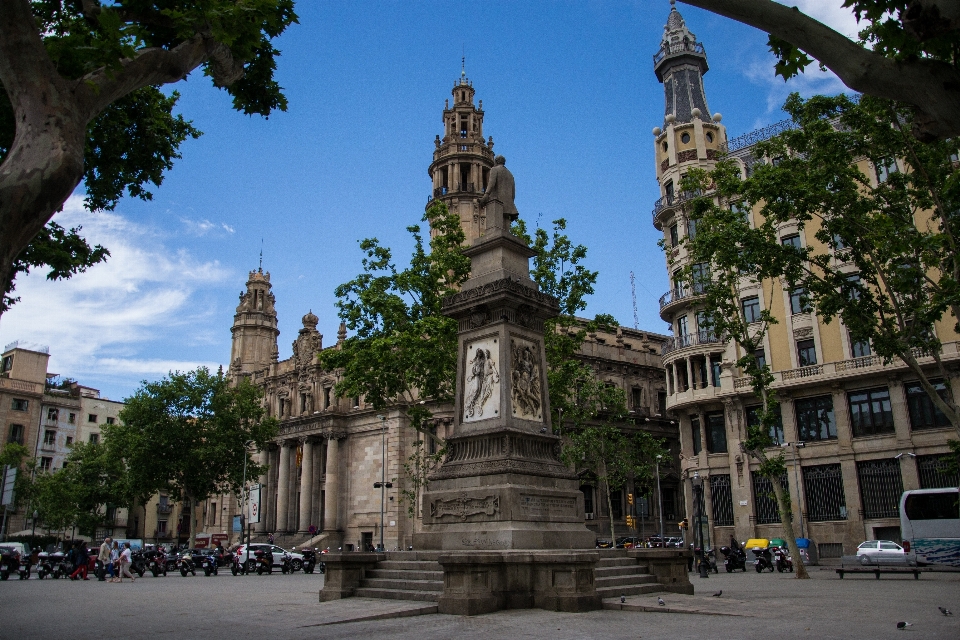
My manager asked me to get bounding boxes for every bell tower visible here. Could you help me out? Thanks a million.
[229,268,280,379]
[426,62,496,245]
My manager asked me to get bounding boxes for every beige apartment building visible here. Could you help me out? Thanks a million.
[650,6,959,560]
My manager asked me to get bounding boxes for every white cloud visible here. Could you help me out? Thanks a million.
[788,1,862,39]
[180,216,236,236]
[743,55,849,125]
[0,196,232,383]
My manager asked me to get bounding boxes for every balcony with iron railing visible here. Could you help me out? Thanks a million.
[653,40,706,66]
[658,281,707,318]
[157,504,173,514]
[652,189,702,229]
[661,330,723,357]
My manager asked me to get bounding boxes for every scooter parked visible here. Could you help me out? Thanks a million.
[720,537,748,572]
[254,548,273,575]
[178,550,197,577]
[775,547,794,573]
[301,548,319,574]
[200,553,219,576]
[36,551,56,579]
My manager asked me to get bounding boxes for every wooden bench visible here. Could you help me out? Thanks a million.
[836,567,921,579]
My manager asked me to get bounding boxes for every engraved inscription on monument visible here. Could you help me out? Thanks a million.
[518,494,578,518]
[430,494,501,521]
[510,337,543,421]
[463,337,501,423]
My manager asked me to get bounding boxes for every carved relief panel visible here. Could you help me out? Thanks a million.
[510,336,543,422]
[462,337,501,423]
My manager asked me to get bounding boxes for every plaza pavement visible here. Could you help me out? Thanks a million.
[1,565,958,639]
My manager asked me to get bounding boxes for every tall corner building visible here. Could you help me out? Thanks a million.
[650,5,959,557]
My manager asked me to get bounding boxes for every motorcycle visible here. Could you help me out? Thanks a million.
[130,550,147,578]
[178,551,197,577]
[301,548,319,574]
[50,552,69,579]
[720,537,747,572]
[280,551,295,574]
[230,550,249,576]
[146,550,167,577]
[694,546,718,574]
[775,547,794,573]
[200,553,219,576]
[254,548,273,575]
[36,552,55,579]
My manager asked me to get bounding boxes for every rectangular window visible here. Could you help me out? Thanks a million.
[157,520,168,534]
[39,457,52,472]
[795,395,837,441]
[691,416,702,456]
[676,315,688,338]
[849,387,894,437]
[42,430,56,446]
[742,296,761,323]
[686,217,699,240]
[47,408,58,421]
[753,472,789,525]
[580,485,594,515]
[88,414,98,423]
[710,475,734,527]
[7,424,24,445]
[796,339,817,366]
[916,454,959,489]
[691,262,710,292]
[65,436,73,446]
[753,348,767,371]
[657,392,667,416]
[673,270,686,299]
[89,433,100,444]
[857,458,903,519]
[209,503,217,526]
[710,356,722,388]
[790,288,811,315]
[106,416,115,425]
[1,355,12,372]
[906,380,950,430]
[631,387,642,410]
[610,488,623,520]
[781,234,801,249]
[68,412,76,424]
[665,180,675,198]
[669,224,679,247]
[803,464,847,522]
[746,404,784,445]
[705,411,727,453]
[12,398,28,411]
[876,158,898,183]
[851,334,871,358]
[844,273,862,301]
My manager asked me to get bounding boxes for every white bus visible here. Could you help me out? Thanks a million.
[900,488,960,567]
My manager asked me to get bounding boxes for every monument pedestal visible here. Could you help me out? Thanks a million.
[414,199,600,612]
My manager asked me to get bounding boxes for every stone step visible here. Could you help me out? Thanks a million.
[595,574,659,588]
[353,587,441,603]
[595,565,650,578]
[597,583,663,599]
[366,568,443,581]
[361,578,444,591]
[377,560,443,572]
[597,557,640,567]
[384,551,443,562]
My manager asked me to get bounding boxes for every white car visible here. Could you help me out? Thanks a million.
[235,543,304,571]
[856,540,913,565]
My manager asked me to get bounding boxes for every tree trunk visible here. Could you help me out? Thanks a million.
[188,494,197,549]
[769,474,809,579]
[604,476,617,546]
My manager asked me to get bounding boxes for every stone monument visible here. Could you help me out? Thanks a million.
[414,156,600,614]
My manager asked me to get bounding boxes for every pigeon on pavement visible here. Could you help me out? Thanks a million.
[711,590,722,597]
[896,621,912,630]
[620,595,626,604]
[939,607,952,616]
[658,597,665,606]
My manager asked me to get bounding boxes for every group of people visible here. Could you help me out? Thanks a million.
[94,537,137,583]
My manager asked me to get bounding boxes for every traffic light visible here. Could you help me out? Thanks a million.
[679,518,689,530]
[625,515,636,528]
[627,493,634,505]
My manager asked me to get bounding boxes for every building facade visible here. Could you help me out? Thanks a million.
[651,6,960,559]
[217,75,679,551]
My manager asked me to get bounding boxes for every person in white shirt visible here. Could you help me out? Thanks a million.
[117,543,136,582]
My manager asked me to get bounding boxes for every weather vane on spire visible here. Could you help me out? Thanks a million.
[461,47,466,79]
[259,238,263,272]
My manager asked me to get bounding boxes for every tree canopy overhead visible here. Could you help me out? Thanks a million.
[680,0,960,141]
[0,0,298,316]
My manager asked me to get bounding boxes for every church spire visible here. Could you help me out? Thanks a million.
[229,267,280,378]
[654,1,710,126]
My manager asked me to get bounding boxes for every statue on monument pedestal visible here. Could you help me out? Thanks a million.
[479,155,518,229]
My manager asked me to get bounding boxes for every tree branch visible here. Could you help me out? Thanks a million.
[680,0,960,140]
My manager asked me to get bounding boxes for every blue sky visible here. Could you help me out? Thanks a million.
[0,1,857,402]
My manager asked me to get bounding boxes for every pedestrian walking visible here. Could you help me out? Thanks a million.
[109,540,120,580]
[268,533,274,544]
[69,541,89,580]
[97,537,112,581]
[116,543,136,582]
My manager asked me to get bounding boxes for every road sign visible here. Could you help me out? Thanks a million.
[248,484,261,524]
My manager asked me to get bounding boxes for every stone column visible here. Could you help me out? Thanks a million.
[324,436,340,531]
[254,450,268,534]
[276,441,291,533]
[298,438,315,534]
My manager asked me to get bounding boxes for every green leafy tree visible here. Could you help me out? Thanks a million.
[679,0,960,140]
[108,367,277,547]
[0,0,298,316]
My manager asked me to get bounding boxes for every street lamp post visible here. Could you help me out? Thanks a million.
[241,439,255,547]
[31,509,38,543]
[377,415,386,552]
[655,455,664,543]
[783,442,806,539]
[692,471,709,579]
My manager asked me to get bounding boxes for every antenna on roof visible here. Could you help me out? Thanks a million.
[630,271,639,330]
[259,238,263,272]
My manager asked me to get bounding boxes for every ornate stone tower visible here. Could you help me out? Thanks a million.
[426,64,496,244]
[655,1,710,126]
[229,268,279,378]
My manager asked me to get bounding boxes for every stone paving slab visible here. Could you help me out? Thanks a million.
[603,594,750,616]
[300,597,438,626]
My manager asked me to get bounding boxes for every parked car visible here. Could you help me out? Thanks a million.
[856,540,914,565]
[616,536,640,549]
[595,539,613,549]
[665,537,684,548]
[234,544,304,571]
